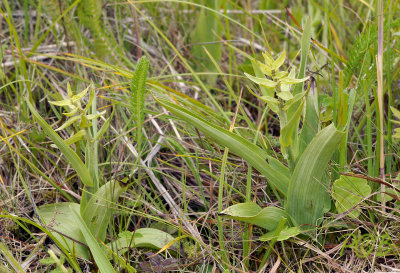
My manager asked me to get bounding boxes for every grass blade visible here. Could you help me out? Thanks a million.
[156,98,290,195]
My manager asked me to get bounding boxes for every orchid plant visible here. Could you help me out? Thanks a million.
[245,51,309,162]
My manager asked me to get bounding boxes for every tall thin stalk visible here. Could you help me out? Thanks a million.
[376,0,385,209]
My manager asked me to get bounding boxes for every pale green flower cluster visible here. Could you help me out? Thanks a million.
[245,51,308,113]
[49,84,105,145]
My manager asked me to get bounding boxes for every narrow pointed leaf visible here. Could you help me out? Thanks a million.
[280,101,304,147]
[262,52,274,64]
[280,76,309,85]
[63,106,79,117]
[252,60,274,97]
[71,85,90,102]
[86,110,106,120]
[257,61,273,76]
[55,115,80,131]
[283,92,306,111]
[272,51,286,69]
[260,95,279,104]
[93,110,114,141]
[244,73,278,88]
[391,106,400,119]
[83,88,96,111]
[64,130,86,146]
[49,99,72,107]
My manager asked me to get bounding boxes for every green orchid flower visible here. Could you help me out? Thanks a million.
[49,83,106,145]
[245,50,309,108]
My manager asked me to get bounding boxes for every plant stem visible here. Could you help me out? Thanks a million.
[376,0,385,210]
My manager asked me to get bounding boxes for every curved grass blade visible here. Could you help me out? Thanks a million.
[156,98,290,195]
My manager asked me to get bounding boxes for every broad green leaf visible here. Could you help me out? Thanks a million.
[280,101,304,147]
[377,187,399,203]
[259,226,301,241]
[220,202,289,231]
[70,206,117,273]
[332,175,371,218]
[106,228,176,256]
[156,98,290,195]
[277,91,293,101]
[285,124,345,227]
[38,203,89,260]
[244,73,278,88]
[82,180,125,241]
[1,214,82,272]
[27,101,93,187]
